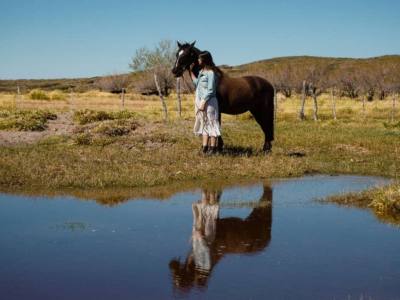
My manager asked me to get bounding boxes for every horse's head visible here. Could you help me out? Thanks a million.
[171,41,198,77]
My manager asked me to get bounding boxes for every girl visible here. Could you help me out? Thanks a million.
[190,51,222,155]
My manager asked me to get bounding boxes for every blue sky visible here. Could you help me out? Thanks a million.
[1,0,399,79]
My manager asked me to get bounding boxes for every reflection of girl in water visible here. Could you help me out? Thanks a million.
[169,185,272,293]
[191,190,221,272]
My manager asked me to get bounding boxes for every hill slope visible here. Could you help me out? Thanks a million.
[1,55,399,93]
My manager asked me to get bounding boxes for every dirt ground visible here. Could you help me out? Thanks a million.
[0,112,75,146]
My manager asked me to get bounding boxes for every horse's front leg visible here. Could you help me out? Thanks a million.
[217,112,224,152]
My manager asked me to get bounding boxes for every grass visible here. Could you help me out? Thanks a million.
[73,109,137,124]
[0,108,57,131]
[0,91,399,223]
[29,89,50,100]
[322,182,400,225]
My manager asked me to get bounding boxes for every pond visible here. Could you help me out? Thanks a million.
[0,175,399,299]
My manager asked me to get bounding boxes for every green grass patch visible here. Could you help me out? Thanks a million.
[94,119,138,137]
[73,109,136,125]
[383,121,400,129]
[48,90,67,100]
[29,89,50,100]
[28,89,67,101]
[0,109,57,131]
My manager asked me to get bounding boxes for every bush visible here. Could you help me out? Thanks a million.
[368,183,400,223]
[73,133,92,145]
[29,89,50,100]
[49,90,67,100]
[73,109,136,125]
[0,109,57,131]
[94,120,137,137]
[383,121,400,129]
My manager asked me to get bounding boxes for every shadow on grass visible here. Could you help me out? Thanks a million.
[219,146,307,158]
[286,151,306,157]
[220,145,256,157]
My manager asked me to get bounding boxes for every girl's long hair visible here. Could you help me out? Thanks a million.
[199,51,223,78]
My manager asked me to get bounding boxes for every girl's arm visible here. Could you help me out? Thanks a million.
[202,71,216,102]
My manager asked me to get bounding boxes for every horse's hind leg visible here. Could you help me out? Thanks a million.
[250,103,274,153]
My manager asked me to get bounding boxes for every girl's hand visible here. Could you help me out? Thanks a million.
[198,100,206,111]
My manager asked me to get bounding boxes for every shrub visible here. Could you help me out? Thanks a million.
[94,120,137,137]
[49,90,67,100]
[29,89,50,100]
[73,109,136,125]
[0,110,11,118]
[383,121,400,129]
[368,184,400,223]
[0,109,57,131]
[338,107,354,115]
[73,133,92,145]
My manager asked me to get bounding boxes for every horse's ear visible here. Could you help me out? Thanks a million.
[190,41,196,47]
[177,41,182,48]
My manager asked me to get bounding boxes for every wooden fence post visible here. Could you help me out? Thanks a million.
[68,88,74,111]
[312,90,318,121]
[392,92,397,122]
[154,73,168,121]
[176,78,182,118]
[299,80,306,120]
[331,87,337,120]
[362,95,366,117]
[15,86,21,109]
[121,88,125,109]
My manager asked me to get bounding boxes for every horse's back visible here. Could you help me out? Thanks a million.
[218,74,274,114]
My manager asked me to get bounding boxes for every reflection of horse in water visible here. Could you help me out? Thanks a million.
[169,185,273,292]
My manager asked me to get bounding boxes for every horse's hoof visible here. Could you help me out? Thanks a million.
[263,149,272,155]
[263,142,272,155]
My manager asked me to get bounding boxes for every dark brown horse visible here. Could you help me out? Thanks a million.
[171,41,275,152]
[169,185,273,292]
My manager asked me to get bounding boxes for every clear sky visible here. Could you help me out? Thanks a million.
[1,0,399,79]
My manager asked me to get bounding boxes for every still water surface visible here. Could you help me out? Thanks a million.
[0,175,399,299]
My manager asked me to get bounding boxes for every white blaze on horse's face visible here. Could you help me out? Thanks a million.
[175,50,185,68]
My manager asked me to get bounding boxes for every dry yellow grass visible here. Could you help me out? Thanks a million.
[1,91,397,123]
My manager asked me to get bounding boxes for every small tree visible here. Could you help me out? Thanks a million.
[95,73,131,93]
[358,70,375,102]
[356,69,376,117]
[386,63,400,122]
[130,40,177,120]
[339,75,359,99]
[305,65,328,121]
[270,64,294,98]
[375,65,391,100]
[298,80,308,120]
